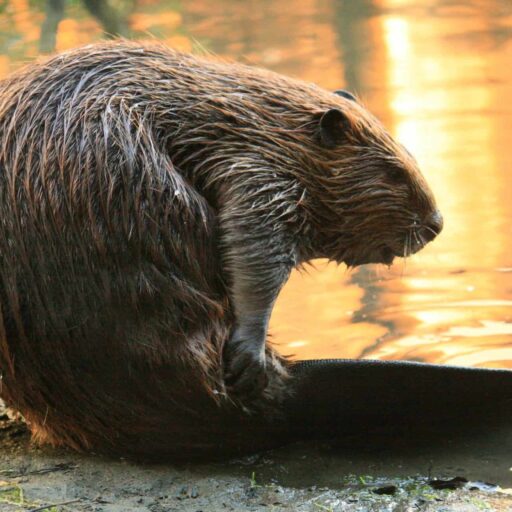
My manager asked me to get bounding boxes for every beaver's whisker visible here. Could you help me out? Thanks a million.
[401,230,410,276]
[413,228,422,246]
[421,224,438,238]
[401,238,406,276]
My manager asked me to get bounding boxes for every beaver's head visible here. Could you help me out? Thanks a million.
[307,90,443,267]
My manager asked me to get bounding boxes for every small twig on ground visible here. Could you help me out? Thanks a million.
[28,463,77,476]
[0,487,18,493]
[3,463,77,479]
[28,498,82,511]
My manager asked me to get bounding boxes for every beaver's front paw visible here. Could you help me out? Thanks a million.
[224,335,268,399]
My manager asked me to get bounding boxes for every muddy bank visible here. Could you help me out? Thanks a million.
[2,402,512,512]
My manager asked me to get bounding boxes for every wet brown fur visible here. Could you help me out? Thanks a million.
[0,41,438,459]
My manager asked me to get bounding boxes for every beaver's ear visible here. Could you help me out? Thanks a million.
[319,108,351,148]
[334,89,357,102]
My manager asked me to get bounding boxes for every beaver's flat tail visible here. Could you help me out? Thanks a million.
[285,359,512,437]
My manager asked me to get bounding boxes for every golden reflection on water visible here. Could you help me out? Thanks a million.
[0,0,510,367]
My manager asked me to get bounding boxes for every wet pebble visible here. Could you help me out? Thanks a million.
[372,485,397,495]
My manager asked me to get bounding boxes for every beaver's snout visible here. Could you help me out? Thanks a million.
[420,210,443,242]
[408,209,443,256]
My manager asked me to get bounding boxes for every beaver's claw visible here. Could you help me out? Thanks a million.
[224,340,268,399]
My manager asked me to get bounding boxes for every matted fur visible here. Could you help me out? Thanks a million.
[0,41,438,459]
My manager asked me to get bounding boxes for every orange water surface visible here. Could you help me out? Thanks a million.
[0,0,511,367]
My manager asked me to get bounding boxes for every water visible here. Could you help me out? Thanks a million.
[0,0,511,368]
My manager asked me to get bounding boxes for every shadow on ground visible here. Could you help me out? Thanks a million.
[1,401,512,511]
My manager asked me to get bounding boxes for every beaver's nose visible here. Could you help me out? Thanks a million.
[420,210,443,242]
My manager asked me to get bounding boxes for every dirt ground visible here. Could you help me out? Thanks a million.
[2,401,512,512]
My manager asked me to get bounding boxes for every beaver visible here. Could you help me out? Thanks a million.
[0,40,456,459]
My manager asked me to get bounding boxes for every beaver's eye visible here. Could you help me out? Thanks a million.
[388,167,407,183]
